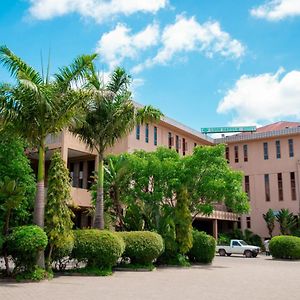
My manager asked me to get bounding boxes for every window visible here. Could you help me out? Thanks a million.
[232,241,240,246]
[245,175,250,199]
[154,126,157,146]
[145,124,149,143]
[278,173,283,201]
[182,138,186,156]
[290,172,296,201]
[288,139,294,157]
[194,142,197,148]
[263,142,268,160]
[70,162,75,187]
[237,217,241,229]
[276,140,281,159]
[176,135,180,153]
[246,217,251,229]
[234,145,239,163]
[264,174,270,202]
[168,132,173,149]
[136,125,140,140]
[225,146,230,162]
[79,161,84,188]
[243,145,248,162]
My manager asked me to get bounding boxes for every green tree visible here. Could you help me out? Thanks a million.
[276,208,297,235]
[0,128,36,227]
[174,188,193,255]
[72,66,162,229]
[45,151,74,269]
[263,208,275,238]
[0,46,96,267]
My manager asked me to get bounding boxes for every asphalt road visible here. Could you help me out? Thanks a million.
[1,255,299,300]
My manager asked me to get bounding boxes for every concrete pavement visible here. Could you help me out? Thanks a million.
[0,255,299,300]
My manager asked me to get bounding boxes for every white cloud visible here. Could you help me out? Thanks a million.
[27,0,167,22]
[132,15,245,73]
[250,0,300,21]
[217,68,300,125]
[96,23,159,70]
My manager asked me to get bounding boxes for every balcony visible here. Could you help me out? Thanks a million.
[71,187,92,208]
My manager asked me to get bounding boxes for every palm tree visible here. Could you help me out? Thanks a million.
[263,208,275,238]
[72,66,162,229]
[276,208,297,235]
[0,46,96,266]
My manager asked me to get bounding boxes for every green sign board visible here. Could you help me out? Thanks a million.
[201,126,256,134]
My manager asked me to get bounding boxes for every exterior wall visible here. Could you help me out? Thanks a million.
[226,133,300,238]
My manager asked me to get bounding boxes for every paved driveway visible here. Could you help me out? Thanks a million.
[1,255,299,300]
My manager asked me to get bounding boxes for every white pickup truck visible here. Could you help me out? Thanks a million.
[216,239,260,258]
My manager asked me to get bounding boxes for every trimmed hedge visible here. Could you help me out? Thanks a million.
[7,225,48,270]
[118,231,164,265]
[188,230,216,263]
[269,235,300,259]
[51,234,74,262]
[72,230,124,269]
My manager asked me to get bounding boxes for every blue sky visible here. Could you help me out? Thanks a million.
[1,0,300,130]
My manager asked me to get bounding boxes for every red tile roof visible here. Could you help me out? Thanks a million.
[256,121,300,133]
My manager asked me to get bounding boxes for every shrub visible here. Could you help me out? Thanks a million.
[0,233,4,253]
[7,225,48,271]
[72,230,124,269]
[218,234,230,245]
[51,234,74,262]
[188,231,216,263]
[269,235,300,259]
[118,231,164,265]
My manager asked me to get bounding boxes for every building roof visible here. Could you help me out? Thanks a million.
[214,121,300,144]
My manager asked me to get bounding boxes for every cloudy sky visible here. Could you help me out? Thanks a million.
[1,0,300,129]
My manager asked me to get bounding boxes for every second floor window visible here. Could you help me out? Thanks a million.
[136,124,140,140]
[263,142,268,160]
[154,126,157,146]
[168,132,173,149]
[243,145,248,162]
[183,138,186,156]
[276,140,281,159]
[176,135,180,153]
[265,174,270,202]
[234,145,239,163]
[225,146,230,162]
[246,217,251,229]
[145,124,149,143]
[278,173,283,201]
[288,139,294,157]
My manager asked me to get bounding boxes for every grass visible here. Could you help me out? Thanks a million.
[62,266,112,276]
[116,263,155,271]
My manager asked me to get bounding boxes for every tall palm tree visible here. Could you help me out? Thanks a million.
[276,208,297,235]
[0,46,96,266]
[72,66,162,229]
[263,208,275,238]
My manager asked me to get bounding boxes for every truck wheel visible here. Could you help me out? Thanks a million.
[252,253,257,258]
[245,250,252,258]
[226,253,232,256]
[219,249,226,256]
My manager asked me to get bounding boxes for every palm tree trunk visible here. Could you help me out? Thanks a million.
[94,154,104,229]
[33,142,46,268]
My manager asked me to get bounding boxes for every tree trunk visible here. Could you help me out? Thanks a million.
[94,154,104,229]
[33,142,46,268]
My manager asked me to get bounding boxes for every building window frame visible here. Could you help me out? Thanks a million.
[288,139,294,158]
[276,140,281,159]
[243,144,248,162]
[290,172,296,201]
[136,124,140,140]
[145,124,149,143]
[264,174,270,202]
[278,173,283,201]
[182,138,186,156]
[245,175,250,199]
[246,217,251,229]
[175,135,180,153]
[154,126,157,146]
[263,142,269,160]
[234,145,239,163]
[168,132,172,149]
[225,146,230,163]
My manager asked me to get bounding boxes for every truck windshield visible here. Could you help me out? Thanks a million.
[239,240,248,246]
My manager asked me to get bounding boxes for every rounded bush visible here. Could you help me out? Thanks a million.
[52,234,74,262]
[7,225,48,270]
[188,230,216,263]
[118,231,164,265]
[269,235,300,259]
[72,229,125,269]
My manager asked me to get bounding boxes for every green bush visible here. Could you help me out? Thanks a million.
[188,230,216,263]
[269,235,300,259]
[51,234,74,262]
[72,230,124,269]
[7,225,48,271]
[0,233,4,253]
[118,231,164,265]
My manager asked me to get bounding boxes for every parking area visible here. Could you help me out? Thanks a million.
[1,255,299,300]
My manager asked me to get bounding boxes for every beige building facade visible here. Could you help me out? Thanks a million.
[216,121,300,238]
